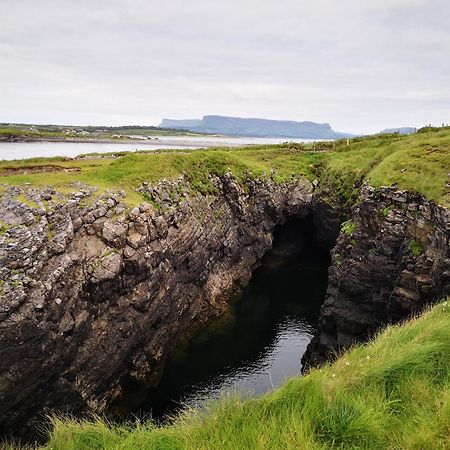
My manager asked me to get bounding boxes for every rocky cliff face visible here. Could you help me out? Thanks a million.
[304,185,450,367]
[0,174,312,436]
[1,171,449,438]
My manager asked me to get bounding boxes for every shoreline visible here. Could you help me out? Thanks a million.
[0,137,172,144]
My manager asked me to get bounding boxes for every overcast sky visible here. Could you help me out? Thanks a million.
[1,0,449,134]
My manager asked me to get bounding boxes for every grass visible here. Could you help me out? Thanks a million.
[0,222,9,235]
[0,124,207,140]
[340,220,356,236]
[409,239,424,257]
[0,145,323,205]
[1,128,449,207]
[7,299,448,450]
[318,128,450,206]
[0,127,69,140]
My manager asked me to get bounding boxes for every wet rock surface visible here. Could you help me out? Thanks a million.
[303,185,450,367]
[0,174,312,437]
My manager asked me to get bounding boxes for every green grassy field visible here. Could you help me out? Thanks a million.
[6,299,448,450]
[1,128,449,207]
[320,128,450,206]
[0,124,206,141]
[0,144,323,205]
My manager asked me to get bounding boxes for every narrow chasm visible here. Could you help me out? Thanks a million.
[114,214,331,422]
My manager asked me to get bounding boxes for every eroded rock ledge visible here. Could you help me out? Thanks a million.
[304,185,450,367]
[0,174,312,436]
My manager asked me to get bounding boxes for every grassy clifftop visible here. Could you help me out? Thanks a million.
[0,128,449,207]
[1,129,449,207]
[320,128,450,206]
[0,145,323,205]
[12,299,448,450]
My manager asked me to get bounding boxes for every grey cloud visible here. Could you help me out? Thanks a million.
[0,0,449,133]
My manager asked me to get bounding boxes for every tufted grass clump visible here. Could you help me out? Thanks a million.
[0,222,10,236]
[408,239,424,257]
[340,219,356,236]
[5,299,447,450]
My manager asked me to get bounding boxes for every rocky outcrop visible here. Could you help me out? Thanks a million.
[0,174,312,437]
[311,192,347,249]
[304,185,450,367]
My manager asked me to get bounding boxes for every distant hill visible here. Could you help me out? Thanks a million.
[381,127,417,135]
[160,115,352,139]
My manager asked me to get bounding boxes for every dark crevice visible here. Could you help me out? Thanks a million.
[113,213,332,423]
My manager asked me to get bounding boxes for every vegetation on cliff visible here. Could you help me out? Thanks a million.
[0,127,449,207]
[7,299,449,450]
[319,127,450,206]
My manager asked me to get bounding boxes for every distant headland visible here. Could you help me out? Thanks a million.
[160,115,353,139]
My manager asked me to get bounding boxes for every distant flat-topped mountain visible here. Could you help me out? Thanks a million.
[160,115,351,139]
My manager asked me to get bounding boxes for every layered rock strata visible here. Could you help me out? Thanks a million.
[0,174,312,435]
[2,171,449,437]
[304,185,450,366]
